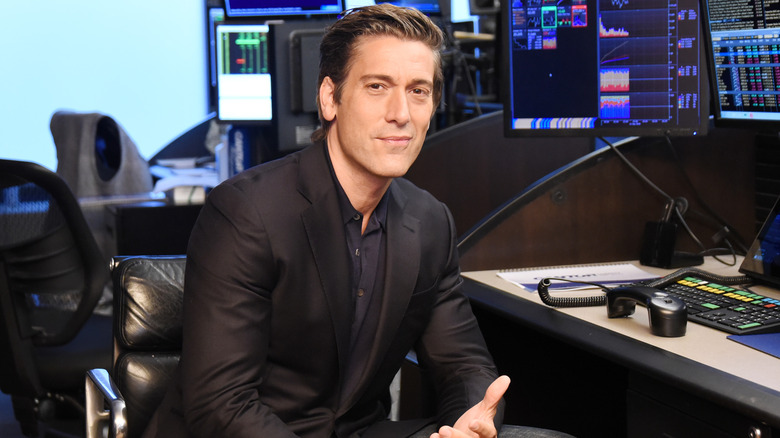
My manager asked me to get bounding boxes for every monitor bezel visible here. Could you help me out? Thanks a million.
[500,0,709,138]
[224,0,343,19]
[215,22,277,125]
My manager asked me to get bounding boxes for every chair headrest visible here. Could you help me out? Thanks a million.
[113,256,186,350]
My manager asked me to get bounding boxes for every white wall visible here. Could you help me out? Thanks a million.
[0,1,208,170]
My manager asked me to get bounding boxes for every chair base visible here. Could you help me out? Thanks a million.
[11,394,84,438]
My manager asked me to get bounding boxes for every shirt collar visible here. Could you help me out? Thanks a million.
[325,146,389,230]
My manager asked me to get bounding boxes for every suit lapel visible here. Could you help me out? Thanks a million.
[376,183,420,357]
[298,145,352,369]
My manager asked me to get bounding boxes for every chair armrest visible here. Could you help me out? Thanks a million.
[85,368,127,438]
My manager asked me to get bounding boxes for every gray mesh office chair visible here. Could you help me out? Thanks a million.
[0,159,112,437]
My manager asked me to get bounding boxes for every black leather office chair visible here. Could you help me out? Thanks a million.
[86,255,185,438]
[0,159,113,437]
[86,255,437,438]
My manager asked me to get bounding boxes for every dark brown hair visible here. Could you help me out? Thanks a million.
[311,3,444,142]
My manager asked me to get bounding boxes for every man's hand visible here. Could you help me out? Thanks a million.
[430,375,510,438]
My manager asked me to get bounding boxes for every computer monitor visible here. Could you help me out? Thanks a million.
[273,20,335,151]
[502,0,707,137]
[224,0,343,18]
[215,22,275,124]
[703,0,780,128]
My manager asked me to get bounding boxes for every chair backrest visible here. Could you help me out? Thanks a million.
[0,159,108,396]
[111,255,185,438]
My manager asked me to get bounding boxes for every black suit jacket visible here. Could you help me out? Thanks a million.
[143,143,500,438]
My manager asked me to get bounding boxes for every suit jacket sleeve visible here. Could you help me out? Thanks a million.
[179,181,299,438]
[413,201,504,429]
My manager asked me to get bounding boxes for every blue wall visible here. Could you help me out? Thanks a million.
[1,1,208,170]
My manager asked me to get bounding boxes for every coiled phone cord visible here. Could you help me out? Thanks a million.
[537,268,751,308]
[536,278,610,308]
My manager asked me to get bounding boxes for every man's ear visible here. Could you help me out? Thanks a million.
[319,77,337,122]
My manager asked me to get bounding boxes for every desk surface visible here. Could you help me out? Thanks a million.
[463,257,780,428]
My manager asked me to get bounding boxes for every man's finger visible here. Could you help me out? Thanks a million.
[483,375,511,409]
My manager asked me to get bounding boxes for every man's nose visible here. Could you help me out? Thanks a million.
[385,89,411,125]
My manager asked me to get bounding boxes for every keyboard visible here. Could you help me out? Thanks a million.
[660,276,780,335]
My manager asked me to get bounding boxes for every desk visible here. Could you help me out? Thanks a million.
[462,257,780,437]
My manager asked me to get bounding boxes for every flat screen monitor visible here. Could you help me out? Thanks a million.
[502,0,707,137]
[225,0,343,18]
[703,0,780,127]
[215,23,274,124]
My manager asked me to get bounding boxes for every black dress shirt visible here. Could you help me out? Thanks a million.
[329,156,389,403]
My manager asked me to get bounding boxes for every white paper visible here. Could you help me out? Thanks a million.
[497,263,658,292]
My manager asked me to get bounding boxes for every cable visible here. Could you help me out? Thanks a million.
[537,267,750,309]
[643,267,749,289]
[537,278,609,307]
[599,136,673,202]
[598,136,738,266]
[662,135,750,254]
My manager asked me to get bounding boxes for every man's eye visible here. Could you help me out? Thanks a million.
[412,88,430,96]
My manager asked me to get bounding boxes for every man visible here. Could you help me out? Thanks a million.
[143,5,566,438]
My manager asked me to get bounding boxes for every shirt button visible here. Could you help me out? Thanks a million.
[358,289,365,297]
[355,248,360,256]
[353,213,361,221]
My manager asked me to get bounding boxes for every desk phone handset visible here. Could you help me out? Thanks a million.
[536,278,687,337]
[606,286,687,337]
[536,267,748,337]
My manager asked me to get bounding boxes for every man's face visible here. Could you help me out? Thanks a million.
[320,35,436,186]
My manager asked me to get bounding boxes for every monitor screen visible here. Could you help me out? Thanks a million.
[225,0,343,18]
[704,0,780,127]
[502,0,707,137]
[215,23,274,124]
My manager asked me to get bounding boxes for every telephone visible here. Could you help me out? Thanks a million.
[536,267,749,337]
[605,286,686,337]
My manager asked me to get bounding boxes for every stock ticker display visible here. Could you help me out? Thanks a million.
[706,0,780,122]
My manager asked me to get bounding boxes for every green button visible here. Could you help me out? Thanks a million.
[738,322,762,329]
[702,303,720,309]
[734,307,747,312]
